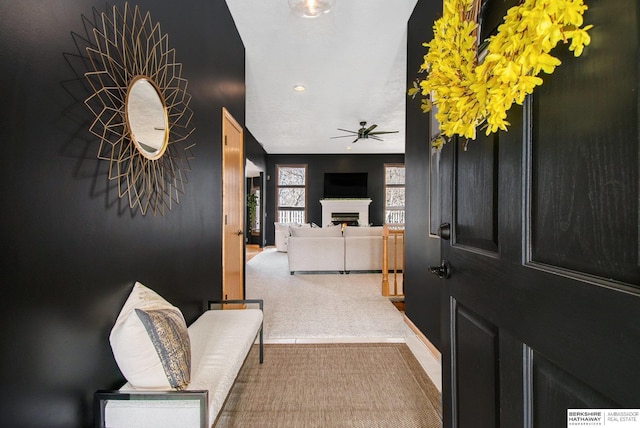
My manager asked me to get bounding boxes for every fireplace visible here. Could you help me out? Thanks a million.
[320,199,372,227]
[331,212,359,226]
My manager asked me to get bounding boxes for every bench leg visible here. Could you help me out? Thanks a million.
[259,324,264,364]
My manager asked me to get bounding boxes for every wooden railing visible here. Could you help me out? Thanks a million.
[382,225,404,297]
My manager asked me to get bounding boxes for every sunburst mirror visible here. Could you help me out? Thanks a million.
[84,3,195,216]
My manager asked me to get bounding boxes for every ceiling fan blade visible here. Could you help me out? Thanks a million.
[368,130,399,135]
[332,122,396,143]
[337,128,358,134]
[364,124,377,134]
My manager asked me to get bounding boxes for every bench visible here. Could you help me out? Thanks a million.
[95,298,264,428]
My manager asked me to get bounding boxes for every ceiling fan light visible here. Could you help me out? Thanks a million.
[288,0,335,18]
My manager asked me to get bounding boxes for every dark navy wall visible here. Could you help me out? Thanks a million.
[0,1,245,426]
[265,154,404,245]
[404,0,445,351]
[246,130,267,173]
[246,130,267,246]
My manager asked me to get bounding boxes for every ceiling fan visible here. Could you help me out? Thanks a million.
[330,121,398,143]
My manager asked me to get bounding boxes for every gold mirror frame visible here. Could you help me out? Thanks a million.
[84,3,195,216]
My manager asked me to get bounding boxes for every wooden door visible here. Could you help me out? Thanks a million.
[222,107,244,302]
[435,1,640,427]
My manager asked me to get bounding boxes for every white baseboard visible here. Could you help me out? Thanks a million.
[403,314,441,362]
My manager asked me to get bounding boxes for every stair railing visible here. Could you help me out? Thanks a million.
[382,225,404,296]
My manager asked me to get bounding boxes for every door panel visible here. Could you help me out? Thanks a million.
[437,1,640,427]
[222,108,244,302]
[532,355,618,428]
[454,133,499,254]
[530,76,638,284]
[455,303,499,428]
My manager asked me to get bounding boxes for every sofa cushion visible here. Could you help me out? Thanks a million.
[290,224,342,237]
[110,282,191,390]
[343,226,383,237]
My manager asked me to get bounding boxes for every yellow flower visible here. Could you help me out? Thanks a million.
[421,98,432,113]
[408,80,420,98]
[567,25,593,56]
[410,0,591,143]
[431,136,445,151]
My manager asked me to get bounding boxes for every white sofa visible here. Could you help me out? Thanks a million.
[287,225,345,273]
[287,225,404,274]
[344,226,404,271]
[95,283,264,428]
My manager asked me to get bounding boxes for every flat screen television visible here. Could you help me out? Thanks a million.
[323,172,368,198]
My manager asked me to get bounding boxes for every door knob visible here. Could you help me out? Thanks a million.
[236,230,244,236]
[429,260,451,279]
[437,223,451,240]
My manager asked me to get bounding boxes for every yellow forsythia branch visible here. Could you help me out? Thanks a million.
[413,0,592,141]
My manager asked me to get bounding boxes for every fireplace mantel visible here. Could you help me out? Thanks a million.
[320,199,372,227]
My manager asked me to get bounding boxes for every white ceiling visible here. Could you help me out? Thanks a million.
[225,0,418,154]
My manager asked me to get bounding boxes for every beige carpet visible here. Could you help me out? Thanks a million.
[246,249,413,341]
[215,343,442,428]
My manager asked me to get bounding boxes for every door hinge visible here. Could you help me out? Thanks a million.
[224,135,228,146]
[225,214,228,225]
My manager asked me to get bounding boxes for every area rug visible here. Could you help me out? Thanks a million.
[215,343,442,428]
[245,249,413,341]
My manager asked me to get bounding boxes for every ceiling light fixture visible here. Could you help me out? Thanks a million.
[293,85,306,92]
[288,0,335,18]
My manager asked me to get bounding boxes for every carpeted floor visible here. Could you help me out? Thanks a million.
[245,248,413,341]
[216,343,442,428]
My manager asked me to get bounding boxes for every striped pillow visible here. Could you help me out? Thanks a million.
[135,308,191,390]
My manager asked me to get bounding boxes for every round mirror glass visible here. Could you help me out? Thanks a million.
[126,76,168,159]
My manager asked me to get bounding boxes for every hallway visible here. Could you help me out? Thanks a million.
[245,247,442,390]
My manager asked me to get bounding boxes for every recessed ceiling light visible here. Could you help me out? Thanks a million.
[346,146,352,150]
[289,0,335,18]
[293,85,306,92]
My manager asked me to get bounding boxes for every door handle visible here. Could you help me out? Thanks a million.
[437,223,451,240]
[429,260,451,279]
[236,230,244,236]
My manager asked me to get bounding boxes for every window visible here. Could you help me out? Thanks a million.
[385,164,405,227]
[276,165,307,224]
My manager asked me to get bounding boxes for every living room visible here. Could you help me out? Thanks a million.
[263,153,405,242]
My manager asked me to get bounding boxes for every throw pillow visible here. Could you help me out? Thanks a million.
[274,223,293,236]
[110,282,191,390]
[134,308,191,390]
[289,225,343,237]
